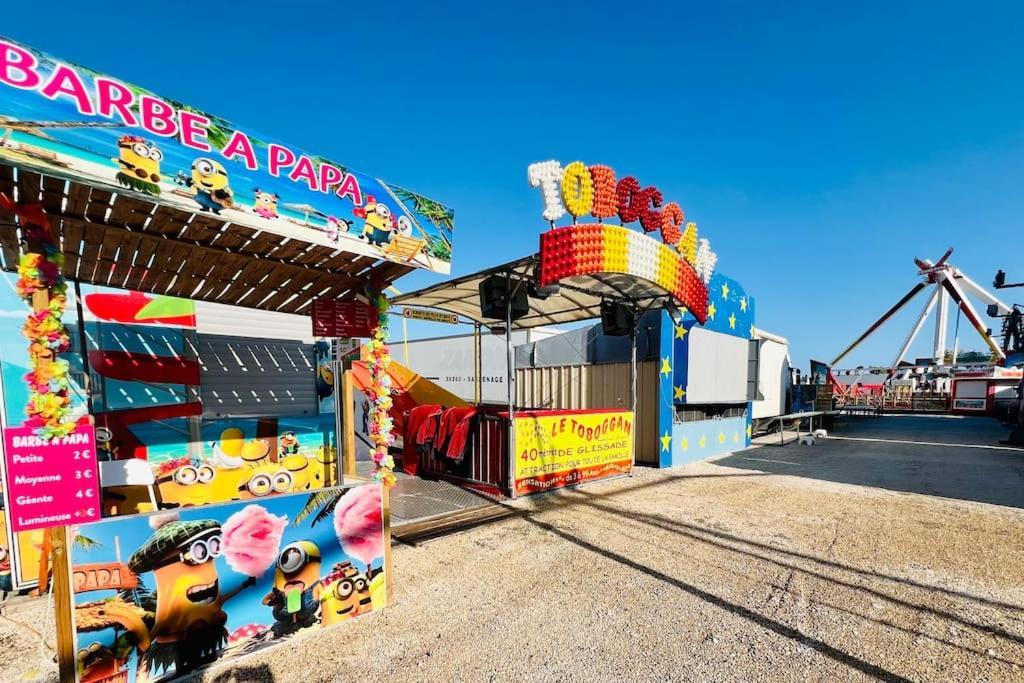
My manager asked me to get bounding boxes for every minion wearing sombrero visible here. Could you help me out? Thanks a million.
[129,513,254,680]
[262,541,322,635]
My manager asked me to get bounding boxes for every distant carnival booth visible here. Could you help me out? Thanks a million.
[0,36,454,682]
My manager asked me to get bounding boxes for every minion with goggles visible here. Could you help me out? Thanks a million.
[318,561,373,627]
[113,135,163,196]
[237,463,294,500]
[155,462,240,507]
[185,157,234,214]
[262,541,322,635]
[129,514,254,679]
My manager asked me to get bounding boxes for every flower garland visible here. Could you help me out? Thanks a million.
[364,287,396,487]
[0,193,74,439]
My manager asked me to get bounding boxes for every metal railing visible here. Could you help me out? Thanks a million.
[418,413,509,494]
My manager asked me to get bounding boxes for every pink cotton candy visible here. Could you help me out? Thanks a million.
[222,504,287,577]
[333,484,384,566]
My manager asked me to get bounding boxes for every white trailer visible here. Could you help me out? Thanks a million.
[752,328,791,420]
[398,327,562,403]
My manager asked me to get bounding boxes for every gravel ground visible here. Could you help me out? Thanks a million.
[3,417,1024,682]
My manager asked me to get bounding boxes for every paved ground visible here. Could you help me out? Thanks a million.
[3,415,1023,682]
[726,413,1024,508]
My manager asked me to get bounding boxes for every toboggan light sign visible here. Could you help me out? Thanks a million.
[514,409,633,495]
[529,160,717,324]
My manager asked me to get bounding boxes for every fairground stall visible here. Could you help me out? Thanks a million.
[0,36,454,682]
[393,160,757,498]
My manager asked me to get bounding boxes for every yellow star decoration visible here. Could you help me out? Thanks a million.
[681,436,689,451]
[749,324,755,338]
[674,385,686,401]
[718,432,726,444]
[660,356,672,377]
[660,431,672,452]
[728,313,737,330]
[721,282,730,300]
[675,325,688,340]
[707,302,717,320]
[746,424,752,439]
[740,297,747,312]
[699,434,707,448]
[733,431,739,443]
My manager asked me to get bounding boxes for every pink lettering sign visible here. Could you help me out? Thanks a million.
[3,424,101,532]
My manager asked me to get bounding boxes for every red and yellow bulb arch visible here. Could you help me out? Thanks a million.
[528,160,717,324]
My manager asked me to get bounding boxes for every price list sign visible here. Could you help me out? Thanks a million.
[311,298,376,338]
[3,424,101,532]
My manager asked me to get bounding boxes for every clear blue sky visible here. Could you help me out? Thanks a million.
[5,1,1023,369]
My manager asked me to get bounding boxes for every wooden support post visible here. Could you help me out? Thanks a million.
[342,365,356,479]
[52,525,75,683]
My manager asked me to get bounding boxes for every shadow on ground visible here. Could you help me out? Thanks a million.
[716,414,1024,508]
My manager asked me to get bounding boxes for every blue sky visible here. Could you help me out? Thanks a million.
[5,1,1023,369]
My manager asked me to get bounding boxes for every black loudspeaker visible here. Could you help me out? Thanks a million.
[600,300,635,336]
[479,275,529,321]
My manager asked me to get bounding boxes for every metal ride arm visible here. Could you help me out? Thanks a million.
[953,272,1012,316]
[831,282,927,366]
[938,275,1007,361]
[891,287,940,371]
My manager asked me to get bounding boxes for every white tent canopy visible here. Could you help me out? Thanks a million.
[391,255,679,329]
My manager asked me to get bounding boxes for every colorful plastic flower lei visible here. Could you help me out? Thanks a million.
[364,287,396,487]
[1,193,74,439]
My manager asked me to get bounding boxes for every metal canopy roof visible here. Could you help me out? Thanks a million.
[392,254,677,329]
[0,164,414,315]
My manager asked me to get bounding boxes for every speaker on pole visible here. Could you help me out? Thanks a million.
[479,275,529,321]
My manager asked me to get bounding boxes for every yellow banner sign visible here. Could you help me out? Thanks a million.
[513,410,633,495]
[402,308,459,324]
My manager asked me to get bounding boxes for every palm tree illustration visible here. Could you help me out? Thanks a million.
[292,489,345,527]
[392,187,454,245]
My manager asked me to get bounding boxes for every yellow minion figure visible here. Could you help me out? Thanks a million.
[281,453,311,491]
[129,514,254,679]
[240,438,271,466]
[155,462,241,507]
[352,195,396,247]
[186,157,233,215]
[113,135,163,196]
[236,463,293,500]
[313,444,338,486]
[262,541,322,635]
[318,561,372,628]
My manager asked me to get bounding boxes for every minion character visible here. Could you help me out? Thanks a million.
[278,431,300,458]
[352,195,396,246]
[261,541,322,635]
[316,363,334,402]
[129,514,255,680]
[281,453,311,491]
[313,444,338,486]
[252,188,280,220]
[210,428,245,469]
[318,561,372,628]
[113,135,162,196]
[185,157,233,214]
[240,438,271,466]
[237,463,294,500]
[155,462,242,507]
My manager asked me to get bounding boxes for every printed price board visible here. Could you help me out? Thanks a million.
[2,424,101,532]
[311,299,376,338]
